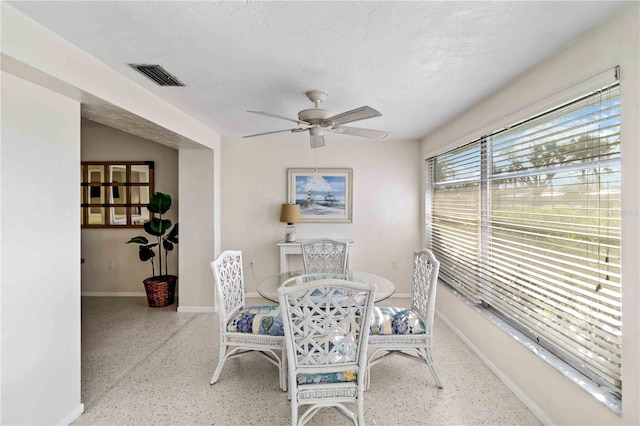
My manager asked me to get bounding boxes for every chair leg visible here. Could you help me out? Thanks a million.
[357,392,365,426]
[425,348,443,389]
[299,406,325,425]
[333,404,358,425]
[365,364,371,391]
[290,399,298,426]
[427,362,443,389]
[281,348,288,392]
[367,347,443,390]
[210,343,227,385]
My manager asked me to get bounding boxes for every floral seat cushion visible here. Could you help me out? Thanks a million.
[227,305,284,336]
[369,306,426,335]
[297,371,357,385]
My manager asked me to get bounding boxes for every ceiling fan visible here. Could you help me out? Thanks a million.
[243,90,390,148]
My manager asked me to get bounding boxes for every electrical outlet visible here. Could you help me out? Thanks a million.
[391,261,398,270]
[107,260,115,269]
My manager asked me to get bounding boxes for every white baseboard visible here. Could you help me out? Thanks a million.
[436,311,552,426]
[82,293,217,313]
[81,292,146,297]
[57,403,84,426]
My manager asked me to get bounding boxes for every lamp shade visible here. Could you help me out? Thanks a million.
[280,203,301,224]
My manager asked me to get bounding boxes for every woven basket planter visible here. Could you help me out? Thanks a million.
[143,275,177,307]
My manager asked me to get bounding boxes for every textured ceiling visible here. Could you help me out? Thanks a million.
[8,1,628,145]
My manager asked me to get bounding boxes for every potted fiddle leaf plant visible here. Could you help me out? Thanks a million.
[126,192,179,307]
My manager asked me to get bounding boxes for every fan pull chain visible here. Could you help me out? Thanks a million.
[314,148,318,173]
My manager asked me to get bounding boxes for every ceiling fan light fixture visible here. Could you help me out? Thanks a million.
[309,126,323,136]
[309,125,325,148]
[310,132,325,149]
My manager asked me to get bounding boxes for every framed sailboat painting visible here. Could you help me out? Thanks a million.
[287,168,353,223]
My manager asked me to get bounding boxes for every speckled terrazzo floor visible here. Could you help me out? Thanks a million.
[75,296,542,426]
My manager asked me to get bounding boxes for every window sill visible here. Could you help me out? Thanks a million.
[440,282,622,415]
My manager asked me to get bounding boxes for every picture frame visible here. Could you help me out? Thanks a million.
[287,168,353,223]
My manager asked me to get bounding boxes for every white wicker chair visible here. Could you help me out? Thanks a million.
[278,277,376,426]
[367,249,443,390]
[210,250,286,391]
[300,239,349,274]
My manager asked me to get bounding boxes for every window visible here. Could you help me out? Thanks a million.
[81,161,154,227]
[427,82,621,398]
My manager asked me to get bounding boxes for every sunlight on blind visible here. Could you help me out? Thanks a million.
[427,82,621,394]
[430,142,482,302]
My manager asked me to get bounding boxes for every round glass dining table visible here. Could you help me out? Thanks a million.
[257,270,395,303]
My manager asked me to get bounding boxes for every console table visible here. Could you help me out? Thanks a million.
[277,239,355,273]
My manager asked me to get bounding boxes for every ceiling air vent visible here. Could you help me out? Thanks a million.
[129,64,185,86]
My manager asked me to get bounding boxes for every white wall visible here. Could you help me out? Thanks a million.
[1,2,222,314]
[422,4,639,425]
[1,4,222,423]
[1,72,83,424]
[221,136,421,294]
[178,148,217,310]
[81,121,179,295]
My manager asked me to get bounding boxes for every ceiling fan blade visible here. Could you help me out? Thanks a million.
[310,133,325,149]
[243,128,298,138]
[325,106,382,126]
[327,126,390,139]
[248,110,310,126]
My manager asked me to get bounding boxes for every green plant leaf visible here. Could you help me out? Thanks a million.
[139,246,155,262]
[143,221,159,236]
[166,223,179,244]
[126,236,149,245]
[144,218,170,236]
[126,192,176,277]
[148,192,172,214]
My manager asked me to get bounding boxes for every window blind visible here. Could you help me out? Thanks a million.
[427,82,621,394]
[429,142,483,302]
